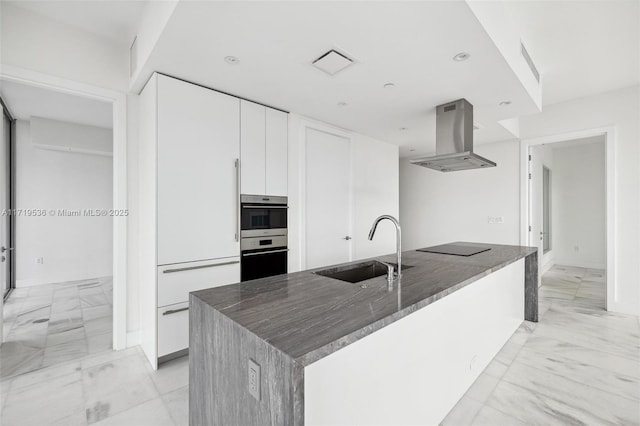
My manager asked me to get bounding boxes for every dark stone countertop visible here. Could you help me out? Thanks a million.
[191,242,537,366]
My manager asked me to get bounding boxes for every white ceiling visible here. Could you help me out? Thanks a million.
[6,0,147,45]
[7,1,636,156]
[504,0,639,107]
[0,79,113,129]
[136,1,542,158]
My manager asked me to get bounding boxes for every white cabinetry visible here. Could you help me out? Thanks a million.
[139,73,241,369]
[240,100,288,196]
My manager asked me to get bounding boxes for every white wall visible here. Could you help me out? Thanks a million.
[552,141,606,269]
[15,119,113,287]
[521,86,639,315]
[288,114,399,273]
[400,140,521,250]
[400,85,639,315]
[0,3,128,92]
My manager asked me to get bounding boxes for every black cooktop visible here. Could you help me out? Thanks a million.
[416,244,491,257]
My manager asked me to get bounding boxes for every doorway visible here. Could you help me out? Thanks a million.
[0,79,115,377]
[523,128,614,311]
[1,98,14,303]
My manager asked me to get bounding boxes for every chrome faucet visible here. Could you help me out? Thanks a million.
[368,215,402,280]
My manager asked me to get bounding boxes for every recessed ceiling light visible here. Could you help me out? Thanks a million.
[399,127,407,131]
[453,52,470,62]
[384,83,396,89]
[499,101,512,106]
[337,102,348,107]
[225,56,239,64]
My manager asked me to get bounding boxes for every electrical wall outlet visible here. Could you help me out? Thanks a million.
[36,257,44,265]
[487,216,504,224]
[248,359,260,401]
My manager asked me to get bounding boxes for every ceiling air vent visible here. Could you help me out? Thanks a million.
[520,41,540,83]
[312,50,354,76]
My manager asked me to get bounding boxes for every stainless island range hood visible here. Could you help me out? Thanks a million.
[410,98,496,172]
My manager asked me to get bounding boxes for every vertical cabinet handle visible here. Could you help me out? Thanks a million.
[235,158,240,242]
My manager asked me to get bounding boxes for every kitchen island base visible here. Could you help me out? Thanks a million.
[190,245,534,426]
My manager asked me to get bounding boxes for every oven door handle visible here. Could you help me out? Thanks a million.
[242,248,289,257]
[241,205,288,209]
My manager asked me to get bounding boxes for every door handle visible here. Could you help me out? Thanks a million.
[343,236,352,241]
[235,158,240,242]
[1,256,5,262]
[0,246,13,253]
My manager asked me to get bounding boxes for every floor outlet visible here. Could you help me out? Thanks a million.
[248,359,261,401]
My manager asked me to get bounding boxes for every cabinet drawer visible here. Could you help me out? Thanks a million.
[157,301,189,358]
[157,257,240,307]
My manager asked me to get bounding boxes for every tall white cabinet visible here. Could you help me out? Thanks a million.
[240,100,288,196]
[139,73,243,369]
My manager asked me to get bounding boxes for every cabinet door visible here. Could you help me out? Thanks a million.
[265,108,288,196]
[157,301,189,357]
[157,257,240,307]
[240,100,266,195]
[157,75,240,265]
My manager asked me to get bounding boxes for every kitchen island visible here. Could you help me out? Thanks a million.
[189,242,538,426]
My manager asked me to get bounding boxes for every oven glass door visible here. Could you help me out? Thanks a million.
[241,249,288,281]
[241,206,287,230]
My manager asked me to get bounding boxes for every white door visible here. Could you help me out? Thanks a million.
[305,128,351,269]
[157,75,240,265]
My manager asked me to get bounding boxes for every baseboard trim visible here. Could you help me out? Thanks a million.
[553,260,606,270]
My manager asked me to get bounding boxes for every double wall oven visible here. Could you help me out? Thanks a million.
[240,195,288,281]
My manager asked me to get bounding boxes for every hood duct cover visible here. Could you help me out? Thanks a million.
[410,99,496,172]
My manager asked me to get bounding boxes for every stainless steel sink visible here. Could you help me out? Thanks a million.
[314,261,413,284]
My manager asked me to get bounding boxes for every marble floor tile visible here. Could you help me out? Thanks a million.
[516,345,640,401]
[51,297,82,313]
[539,288,576,300]
[440,395,482,426]
[43,338,89,367]
[84,316,113,336]
[1,371,84,426]
[481,358,509,379]
[83,305,112,321]
[47,326,86,347]
[471,404,525,426]
[91,397,175,426]
[533,322,639,361]
[493,340,523,366]
[80,346,142,370]
[152,356,189,395]
[162,385,189,426]
[494,361,640,425]
[87,332,113,354]
[0,342,44,379]
[54,286,79,300]
[525,334,640,379]
[83,354,159,424]
[9,359,82,391]
[80,292,109,308]
[464,372,500,404]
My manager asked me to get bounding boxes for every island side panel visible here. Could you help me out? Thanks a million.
[304,259,524,426]
[190,294,300,426]
[525,250,539,322]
